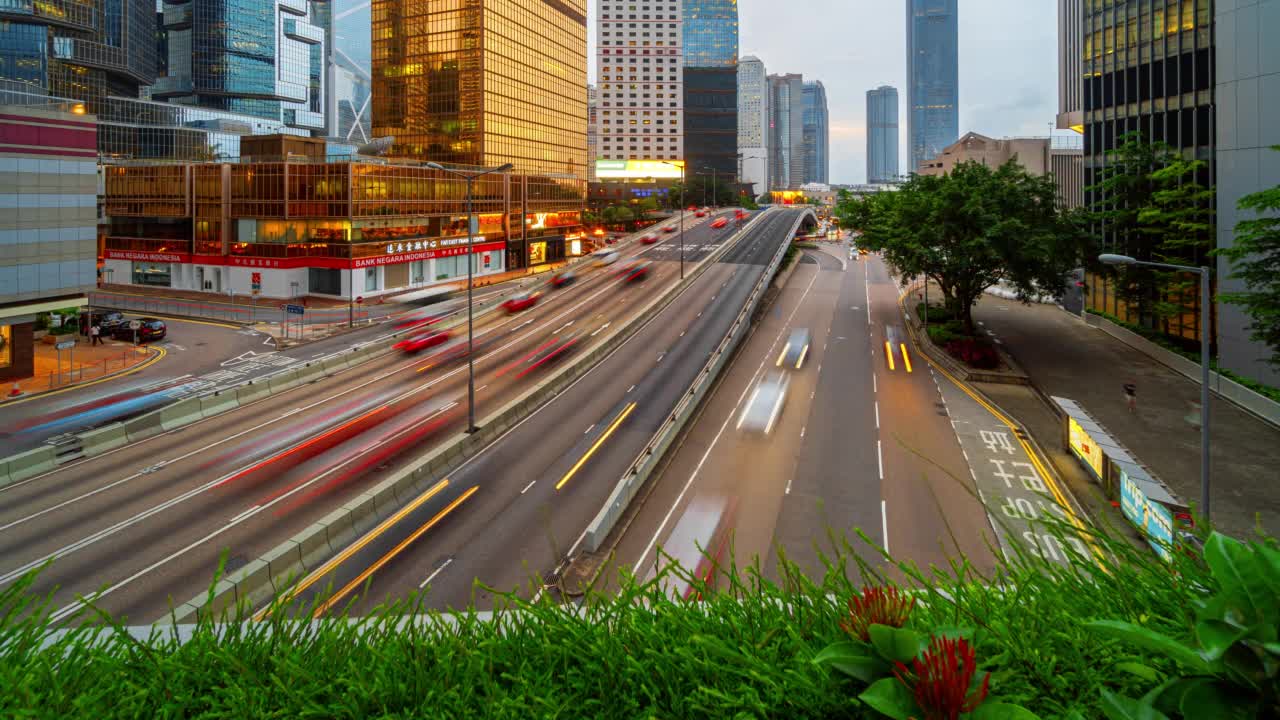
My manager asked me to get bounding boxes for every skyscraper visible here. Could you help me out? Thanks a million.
[1053,0,1084,210]
[683,0,738,182]
[154,0,328,134]
[768,73,804,190]
[866,85,899,184]
[329,0,373,143]
[802,81,829,185]
[0,0,156,109]
[737,56,770,196]
[596,0,683,166]
[375,0,588,177]
[587,84,598,182]
[906,0,958,173]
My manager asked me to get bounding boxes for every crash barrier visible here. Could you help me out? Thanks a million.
[0,446,59,489]
[167,208,779,624]
[583,210,805,554]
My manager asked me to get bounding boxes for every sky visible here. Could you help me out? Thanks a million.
[588,0,1065,185]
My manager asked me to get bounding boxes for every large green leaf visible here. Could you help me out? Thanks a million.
[1204,533,1274,626]
[969,702,1042,719]
[1178,678,1257,720]
[858,677,917,720]
[1086,620,1212,673]
[1254,543,1280,598]
[867,624,926,664]
[1195,619,1248,662]
[811,641,889,684]
[1098,690,1171,720]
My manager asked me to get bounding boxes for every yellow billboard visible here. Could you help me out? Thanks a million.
[595,159,685,179]
[1068,418,1104,479]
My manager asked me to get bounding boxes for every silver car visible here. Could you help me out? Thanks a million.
[776,328,812,370]
[737,372,790,435]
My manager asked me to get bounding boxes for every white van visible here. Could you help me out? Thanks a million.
[593,248,620,267]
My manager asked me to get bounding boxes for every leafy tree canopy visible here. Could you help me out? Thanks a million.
[1218,146,1280,368]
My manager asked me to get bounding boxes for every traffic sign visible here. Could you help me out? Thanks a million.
[55,339,75,350]
[285,304,305,315]
[129,320,142,330]
[251,271,261,292]
[356,296,364,305]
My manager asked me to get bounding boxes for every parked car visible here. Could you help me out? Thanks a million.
[394,329,451,354]
[110,318,166,342]
[85,310,127,333]
[501,291,541,314]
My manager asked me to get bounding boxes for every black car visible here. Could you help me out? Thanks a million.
[111,318,166,342]
[86,310,127,333]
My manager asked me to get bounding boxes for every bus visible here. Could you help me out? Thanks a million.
[645,495,738,601]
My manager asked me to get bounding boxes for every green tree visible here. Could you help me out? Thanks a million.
[636,196,660,215]
[1218,147,1280,368]
[836,160,1081,334]
[1085,132,1215,325]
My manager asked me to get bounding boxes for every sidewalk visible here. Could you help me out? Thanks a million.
[971,296,1280,541]
[3,334,157,399]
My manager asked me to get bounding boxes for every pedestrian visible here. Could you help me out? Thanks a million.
[1123,382,1137,413]
[90,323,103,346]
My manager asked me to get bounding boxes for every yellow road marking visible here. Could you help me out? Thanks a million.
[885,340,895,371]
[255,478,451,620]
[313,485,480,617]
[557,402,637,491]
[0,345,167,407]
[900,343,913,373]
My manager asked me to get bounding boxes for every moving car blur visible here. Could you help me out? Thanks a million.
[640,234,658,244]
[710,217,729,230]
[501,292,541,314]
[737,372,789,436]
[777,328,812,370]
[593,248,620,267]
[549,268,577,289]
[616,260,652,284]
[662,225,677,234]
[394,329,451,354]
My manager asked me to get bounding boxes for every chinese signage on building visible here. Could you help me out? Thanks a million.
[1067,418,1104,480]
[354,240,506,269]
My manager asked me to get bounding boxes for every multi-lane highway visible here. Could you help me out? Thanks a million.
[601,242,1000,593]
[269,208,809,617]
[0,209,756,624]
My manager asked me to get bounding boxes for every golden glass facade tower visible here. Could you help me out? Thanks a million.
[372,0,588,180]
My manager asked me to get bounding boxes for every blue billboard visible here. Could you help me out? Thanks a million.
[1119,468,1174,562]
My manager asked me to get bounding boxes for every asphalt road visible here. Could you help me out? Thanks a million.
[599,245,998,597]
[0,210,747,624]
[271,208,806,617]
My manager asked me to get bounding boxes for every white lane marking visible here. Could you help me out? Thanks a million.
[591,322,611,337]
[636,265,822,572]
[875,401,880,429]
[627,385,635,393]
[881,500,890,553]
[800,426,806,438]
[785,477,793,495]
[864,261,871,324]
[521,480,537,494]
[656,352,666,363]
[877,440,884,480]
[873,374,877,393]
[41,400,460,619]
[679,331,685,337]
[554,320,574,334]
[476,385,489,392]
[584,424,596,435]
[419,558,453,589]
[228,505,260,525]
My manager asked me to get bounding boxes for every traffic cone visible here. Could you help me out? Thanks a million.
[8,383,21,397]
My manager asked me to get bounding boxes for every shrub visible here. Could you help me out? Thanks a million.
[945,338,1001,369]
[916,302,953,325]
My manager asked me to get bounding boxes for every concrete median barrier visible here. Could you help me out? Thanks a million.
[123,411,166,443]
[198,392,239,419]
[293,363,326,385]
[79,423,130,457]
[321,356,350,375]
[261,540,304,594]
[234,381,272,405]
[2,446,57,486]
[267,369,302,395]
[159,398,205,431]
[167,210,783,624]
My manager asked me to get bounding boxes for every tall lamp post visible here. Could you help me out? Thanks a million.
[661,161,685,279]
[1099,253,1213,521]
[427,160,514,433]
[701,166,719,209]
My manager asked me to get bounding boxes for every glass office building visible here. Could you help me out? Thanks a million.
[802,80,828,185]
[866,85,899,184]
[153,0,328,133]
[1080,0,1214,343]
[906,0,958,173]
[329,0,373,143]
[683,0,737,67]
[768,73,803,190]
[736,56,769,196]
[0,0,157,109]
[373,0,588,179]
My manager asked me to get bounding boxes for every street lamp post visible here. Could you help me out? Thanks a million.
[662,161,685,279]
[702,167,719,209]
[427,161,515,433]
[1100,253,1213,521]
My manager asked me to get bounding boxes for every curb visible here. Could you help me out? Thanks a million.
[0,346,164,408]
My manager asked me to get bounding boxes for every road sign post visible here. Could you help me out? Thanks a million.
[55,338,75,385]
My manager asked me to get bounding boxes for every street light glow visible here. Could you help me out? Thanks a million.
[1098,253,1138,266]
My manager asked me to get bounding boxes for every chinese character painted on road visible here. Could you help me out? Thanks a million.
[1012,461,1048,494]
[981,430,1016,455]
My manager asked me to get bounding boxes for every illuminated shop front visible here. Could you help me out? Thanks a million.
[101,138,585,299]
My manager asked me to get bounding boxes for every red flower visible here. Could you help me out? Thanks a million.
[893,636,991,720]
[839,586,916,642]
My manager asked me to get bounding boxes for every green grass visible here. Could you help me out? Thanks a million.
[1087,309,1280,403]
[0,509,1237,719]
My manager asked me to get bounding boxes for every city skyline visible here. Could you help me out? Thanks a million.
[588,0,1060,183]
